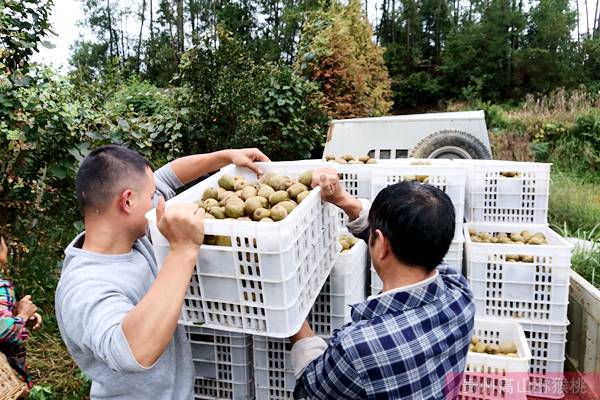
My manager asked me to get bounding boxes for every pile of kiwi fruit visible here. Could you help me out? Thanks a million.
[339,234,359,252]
[197,170,313,247]
[469,336,519,357]
[198,169,314,223]
[469,228,548,245]
[324,154,377,165]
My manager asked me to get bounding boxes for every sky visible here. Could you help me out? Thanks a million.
[33,0,597,71]
[32,0,90,71]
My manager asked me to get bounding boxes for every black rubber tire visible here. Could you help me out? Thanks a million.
[409,130,492,159]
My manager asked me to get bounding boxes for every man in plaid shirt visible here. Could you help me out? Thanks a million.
[290,167,475,399]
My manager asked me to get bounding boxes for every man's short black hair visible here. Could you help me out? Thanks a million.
[368,181,455,272]
[76,144,152,213]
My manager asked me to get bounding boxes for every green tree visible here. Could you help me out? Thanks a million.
[296,0,392,118]
[0,0,55,72]
[515,0,577,93]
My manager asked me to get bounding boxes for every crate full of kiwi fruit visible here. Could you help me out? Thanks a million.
[461,317,531,400]
[145,162,341,337]
[464,223,573,324]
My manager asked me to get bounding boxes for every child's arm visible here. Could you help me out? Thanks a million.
[0,283,30,345]
[0,237,7,267]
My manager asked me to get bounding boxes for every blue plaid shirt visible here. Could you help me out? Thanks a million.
[297,264,474,399]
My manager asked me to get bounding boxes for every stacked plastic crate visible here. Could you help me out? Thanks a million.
[145,161,344,399]
[253,233,368,399]
[463,160,572,398]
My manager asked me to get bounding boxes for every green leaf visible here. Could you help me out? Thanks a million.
[41,40,56,49]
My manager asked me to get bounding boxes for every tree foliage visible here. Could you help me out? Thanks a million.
[296,0,393,118]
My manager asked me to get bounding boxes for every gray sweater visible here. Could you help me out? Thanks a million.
[55,164,194,399]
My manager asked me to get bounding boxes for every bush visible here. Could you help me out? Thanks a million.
[550,110,600,173]
[178,30,328,160]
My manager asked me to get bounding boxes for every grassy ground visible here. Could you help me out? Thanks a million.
[26,325,90,399]
[550,171,600,236]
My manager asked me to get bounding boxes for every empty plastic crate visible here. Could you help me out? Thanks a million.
[520,321,569,398]
[186,326,254,400]
[371,232,465,295]
[465,223,572,323]
[369,160,466,240]
[459,317,532,400]
[146,162,340,337]
[463,160,551,224]
[308,236,368,336]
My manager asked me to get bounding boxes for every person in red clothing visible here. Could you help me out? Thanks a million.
[0,236,42,394]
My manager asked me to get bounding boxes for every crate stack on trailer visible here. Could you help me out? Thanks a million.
[144,157,573,399]
[462,160,572,399]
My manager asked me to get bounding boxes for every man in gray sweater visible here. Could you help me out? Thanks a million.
[55,144,269,399]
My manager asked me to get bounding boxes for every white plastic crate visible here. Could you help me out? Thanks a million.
[462,160,551,224]
[308,236,368,336]
[370,233,465,295]
[330,162,372,198]
[253,336,295,400]
[464,223,572,323]
[459,317,532,400]
[368,160,466,240]
[520,321,569,399]
[185,326,254,400]
[146,162,340,337]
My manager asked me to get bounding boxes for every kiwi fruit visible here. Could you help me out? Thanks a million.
[241,186,258,201]
[257,184,275,200]
[259,172,277,187]
[204,213,215,219]
[215,236,232,247]
[260,217,274,222]
[358,155,370,163]
[253,208,271,221]
[202,187,219,201]
[297,190,310,203]
[203,198,219,209]
[268,175,287,191]
[269,190,290,205]
[287,182,308,201]
[324,154,335,161]
[234,180,246,191]
[218,175,235,191]
[225,202,245,218]
[520,255,534,263]
[485,344,499,354]
[278,201,297,215]
[270,205,288,221]
[510,233,524,242]
[366,158,377,164]
[209,207,226,219]
[474,342,487,353]
[527,236,544,245]
[521,231,533,242]
[335,158,347,164]
[244,197,265,216]
[498,342,517,354]
[298,170,313,188]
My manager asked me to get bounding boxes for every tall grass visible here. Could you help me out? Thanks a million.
[550,171,600,234]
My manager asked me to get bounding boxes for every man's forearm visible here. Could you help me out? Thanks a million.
[170,150,235,185]
[122,248,197,367]
[335,192,363,221]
